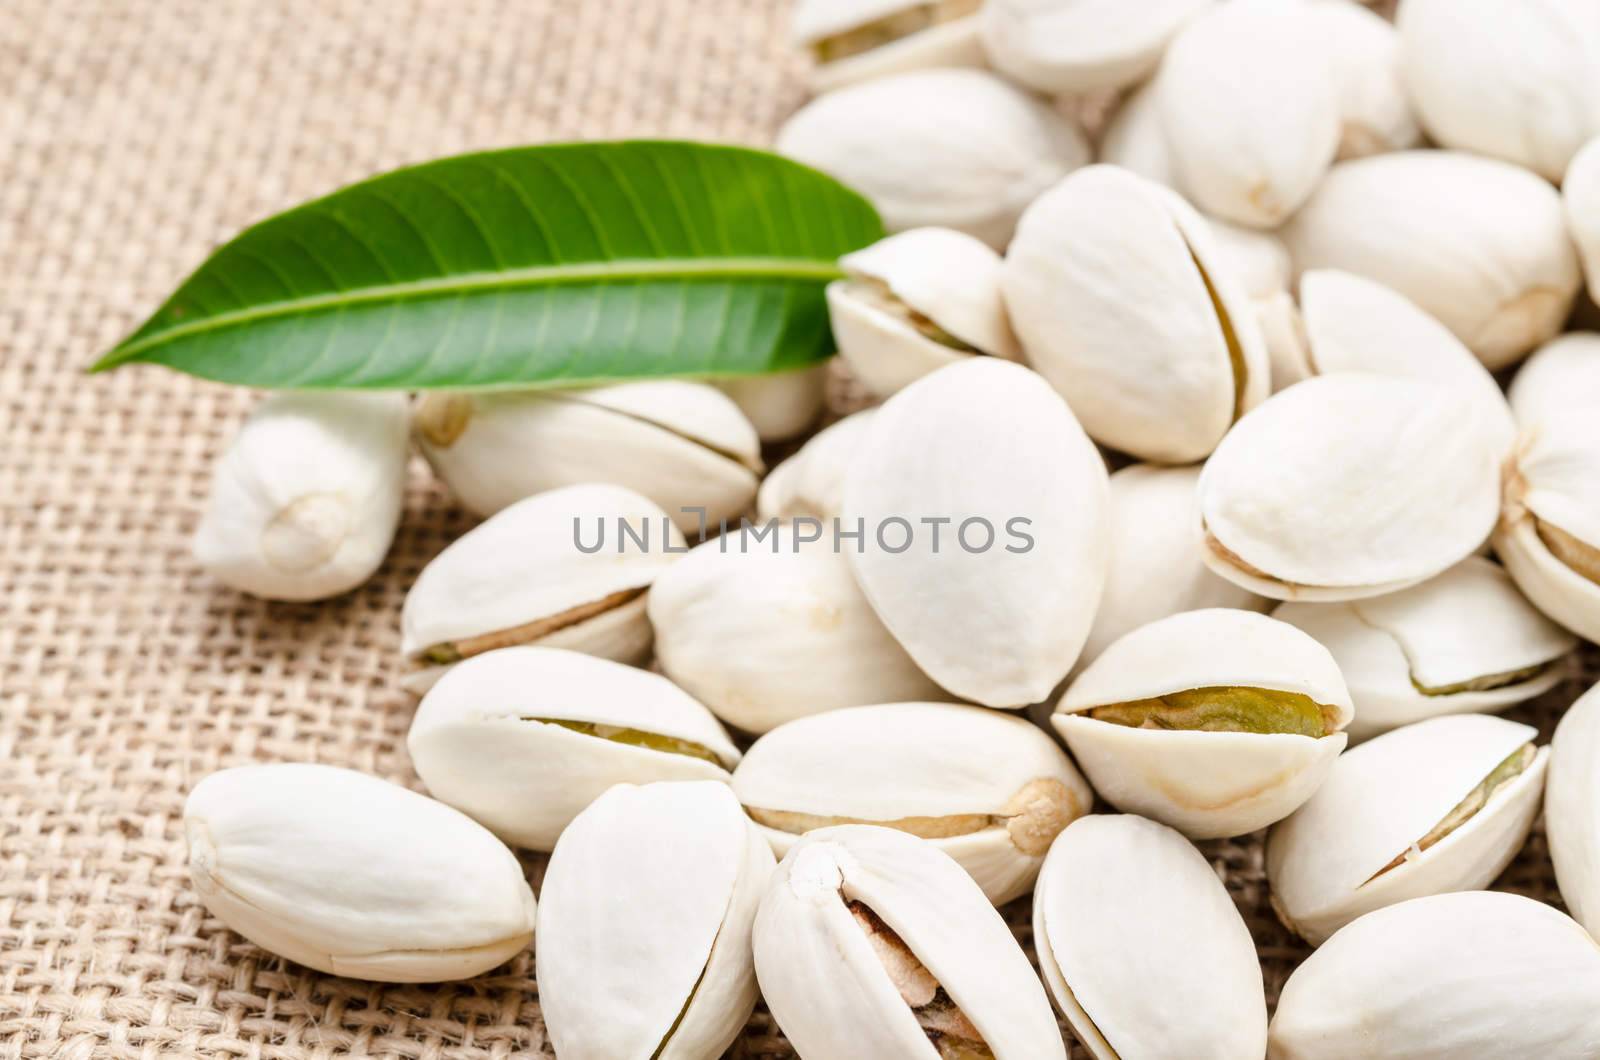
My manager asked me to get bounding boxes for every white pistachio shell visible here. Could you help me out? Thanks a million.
[1570,138,1600,303]
[1547,682,1600,940]
[1399,0,1600,182]
[1267,714,1547,946]
[648,527,945,734]
[712,363,828,443]
[756,410,876,523]
[1308,0,1420,160]
[1273,557,1575,742]
[1079,464,1265,672]
[1156,0,1341,228]
[1199,373,1502,602]
[842,358,1111,707]
[1509,332,1600,426]
[733,702,1092,904]
[1284,150,1582,369]
[193,392,409,602]
[792,0,986,94]
[1003,165,1269,463]
[414,381,761,532]
[405,646,739,851]
[184,763,536,982]
[979,0,1211,95]
[536,781,774,1060]
[753,825,1067,1060]
[829,227,1019,398]
[1054,608,1353,839]
[1269,891,1600,1058]
[1034,815,1267,1060]
[775,68,1090,249]
[1207,218,1291,303]
[1098,81,1179,191]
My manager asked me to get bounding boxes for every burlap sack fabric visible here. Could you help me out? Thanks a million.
[0,0,1589,1056]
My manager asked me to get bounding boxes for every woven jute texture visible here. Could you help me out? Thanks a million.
[0,1,1592,1057]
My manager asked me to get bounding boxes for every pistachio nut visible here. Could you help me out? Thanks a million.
[1307,0,1420,160]
[733,702,1091,904]
[1569,138,1600,303]
[1033,815,1267,1059]
[1269,892,1600,1058]
[1156,0,1341,228]
[842,358,1111,707]
[536,781,774,1060]
[1546,682,1600,940]
[406,646,738,851]
[1267,714,1547,946]
[1003,165,1269,463]
[1079,464,1265,673]
[184,763,536,982]
[1398,0,1600,182]
[753,825,1067,1060]
[414,380,761,532]
[792,0,986,94]
[1508,332,1600,426]
[775,68,1090,249]
[193,392,408,602]
[1053,608,1353,839]
[1273,557,1575,742]
[978,0,1211,95]
[712,362,828,443]
[399,483,682,689]
[1098,81,1180,191]
[1284,150,1582,369]
[1198,373,1502,602]
[756,410,875,523]
[828,228,1019,399]
[649,528,944,734]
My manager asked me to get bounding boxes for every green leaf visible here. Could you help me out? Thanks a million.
[92,141,883,389]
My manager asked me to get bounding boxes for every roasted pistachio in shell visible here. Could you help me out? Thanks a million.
[405,646,739,851]
[756,410,875,523]
[1053,608,1353,839]
[1546,682,1600,941]
[1569,138,1600,303]
[753,825,1067,1060]
[712,363,828,443]
[1034,815,1267,1060]
[1508,332,1600,426]
[979,0,1211,95]
[1267,714,1547,946]
[536,781,774,1060]
[792,0,986,94]
[1308,0,1420,160]
[733,702,1091,905]
[1098,82,1178,191]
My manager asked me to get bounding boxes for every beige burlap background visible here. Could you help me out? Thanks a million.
[0,0,1591,1056]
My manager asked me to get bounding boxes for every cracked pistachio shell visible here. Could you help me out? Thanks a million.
[414,381,761,533]
[405,646,739,850]
[1274,558,1575,743]
[1284,151,1581,369]
[828,228,1019,399]
[712,363,828,443]
[1157,0,1341,228]
[1307,0,1420,160]
[647,526,945,734]
[733,702,1091,904]
[1034,816,1267,1060]
[792,0,986,94]
[1267,715,1547,946]
[1098,81,1179,191]
[537,781,774,1060]
[1269,891,1600,1058]
[756,410,875,523]
[1399,0,1600,183]
[1199,374,1502,602]
[753,825,1067,1060]
[1570,139,1600,303]
[193,392,408,602]
[979,0,1212,95]
[842,358,1110,707]
[1509,332,1600,427]
[1003,165,1269,463]
[1548,683,1600,940]
[776,69,1090,249]
[184,763,536,982]
[1053,608,1353,839]
[1078,464,1265,673]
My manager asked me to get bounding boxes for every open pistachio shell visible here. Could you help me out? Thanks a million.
[1034,816,1267,1059]
[792,0,986,94]
[1267,714,1547,946]
[979,0,1211,95]
[1054,608,1352,839]
[1508,332,1600,427]
[1309,0,1420,160]
[1547,682,1600,941]
[753,825,1067,1060]
[733,702,1091,904]
[1198,373,1502,602]
[756,410,876,523]
[842,358,1111,707]
[1003,165,1269,463]
[537,781,774,1060]
[1274,557,1575,742]
[1570,138,1600,304]
[406,646,739,851]
[712,363,829,443]
[1269,892,1600,1058]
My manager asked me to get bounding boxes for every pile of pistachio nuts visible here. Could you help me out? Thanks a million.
[178,0,1600,1056]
